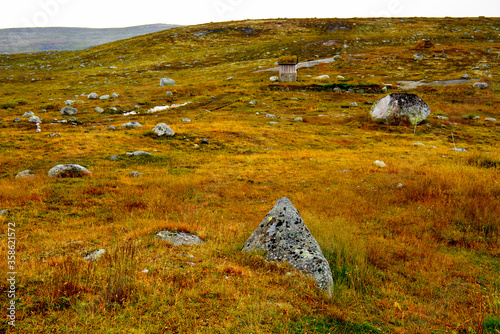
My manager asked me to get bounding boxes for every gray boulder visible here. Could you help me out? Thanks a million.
[84,249,105,262]
[112,93,120,98]
[121,121,142,129]
[128,171,143,177]
[13,118,21,122]
[28,115,41,123]
[370,93,431,125]
[152,123,175,137]
[60,106,77,116]
[48,164,91,178]
[15,170,35,179]
[88,93,98,100]
[65,100,74,105]
[95,107,104,113]
[242,197,333,297]
[160,78,176,86]
[156,231,204,246]
[99,95,110,100]
[22,111,35,118]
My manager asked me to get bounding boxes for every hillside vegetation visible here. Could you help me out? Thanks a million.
[0,17,499,333]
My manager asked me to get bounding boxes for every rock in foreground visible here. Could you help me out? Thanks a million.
[156,231,204,246]
[242,197,333,297]
[153,123,175,137]
[48,164,91,178]
[371,93,431,125]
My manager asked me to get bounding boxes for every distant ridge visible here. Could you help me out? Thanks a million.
[0,24,180,54]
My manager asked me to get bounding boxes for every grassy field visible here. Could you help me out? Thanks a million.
[0,17,499,333]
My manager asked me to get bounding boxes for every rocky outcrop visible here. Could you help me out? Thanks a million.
[370,93,431,125]
[242,197,333,297]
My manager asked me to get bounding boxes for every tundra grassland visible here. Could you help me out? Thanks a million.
[0,18,499,333]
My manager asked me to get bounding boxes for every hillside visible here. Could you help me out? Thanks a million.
[0,17,499,333]
[0,24,179,54]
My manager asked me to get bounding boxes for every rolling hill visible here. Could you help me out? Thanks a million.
[0,24,179,54]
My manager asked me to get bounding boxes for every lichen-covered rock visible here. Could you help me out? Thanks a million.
[48,164,91,178]
[152,123,175,137]
[160,78,176,86]
[16,170,35,179]
[126,151,151,157]
[84,249,105,262]
[156,231,204,246]
[242,197,333,297]
[60,106,78,116]
[371,93,431,125]
[22,111,35,118]
[88,92,98,100]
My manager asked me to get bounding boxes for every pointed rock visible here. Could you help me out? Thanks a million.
[242,198,333,297]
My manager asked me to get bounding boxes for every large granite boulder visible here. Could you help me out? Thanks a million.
[370,93,431,125]
[242,197,333,297]
[48,164,91,178]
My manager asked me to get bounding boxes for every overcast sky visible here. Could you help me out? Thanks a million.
[1,0,499,30]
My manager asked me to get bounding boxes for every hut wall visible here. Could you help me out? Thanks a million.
[279,64,298,82]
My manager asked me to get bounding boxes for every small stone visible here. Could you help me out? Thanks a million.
[269,121,279,125]
[13,118,21,122]
[28,115,41,123]
[484,118,497,122]
[182,118,192,123]
[121,121,142,129]
[108,125,116,131]
[374,160,387,168]
[99,95,110,100]
[413,54,424,61]
[152,123,175,137]
[316,75,330,80]
[200,138,210,144]
[22,111,35,118]
[397,183,403,188]
[249,100,258,105]
[165,91,173,96]
[15,170,35,179]
[227,77,234,81]
[88,92,98,99]
[270,76,279,82]
[111,93,119,98]
[437,115,449,120]
[349,102,358,107]
[337,75,345,80]
[60,106,77,116]
[156,231,204,246]
[95,107,104,113]
[451,148,467,152]
[160,78,176,86]
[126,151,151,156]
[84,249,105,262]
[413,143,425,146]
[65,100,74,105]
[462,74,470,79]
[265,114,276,118]
[128,171,143,177]
[294,117,303,122]
[473,82,488,89]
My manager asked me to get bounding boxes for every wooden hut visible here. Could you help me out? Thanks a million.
[278,56,298,82]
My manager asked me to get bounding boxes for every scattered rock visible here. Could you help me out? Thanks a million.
[249,100,258,105]
[109,107,118,112]
[227,77,234,81]
[28,115,40,123]
[65,100,74,105]
[413,54,424,61]
[270,76,279,82]
[99,95,110,100]
[126,151,151,157]
[69,117,77,122]
[60,106,77,116]
[0,210,9,216]
[294,117,303,122]
[48,164,91,178]
[152,123,175,137]
[15,170,35,179]
[88,92,98,100]
[333,87,342,93]
[349,102,358,107]
[397,183,404,188]
[84,249,105,262]
[451,148,467,152]
[48,133,61,137]
[374,160,387,168]
[337,75,345,80]
[462,74,470,79]
[182,118,192,123]
[156,231,205,246]
[22,111,35,118]
[370,93,431,125]
[112,93,120,98]
[484,118,497,122]
[316,75,330,80]
[265,114,276,118]
[437,115,449,120]
[165,91,173,96]
[269,121,279,125]
[128,171,143,177]
[473,82,489,89]
[95,107,104,113]
[108,125,116,131]
[121,121,142,129]
[13,118,21,122]
[242,198,334,297]
[160,78,176,86]
[413,143,425,147]
[109,155,119,161]
[200,138,210,144]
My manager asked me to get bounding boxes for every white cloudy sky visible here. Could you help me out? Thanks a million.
[1,0,499,29]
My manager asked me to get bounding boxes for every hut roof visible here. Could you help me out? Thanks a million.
[278,55,298,65]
